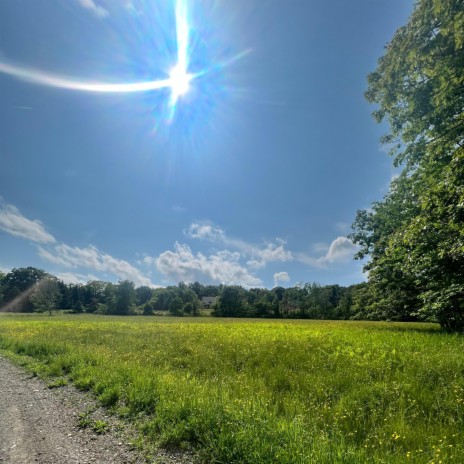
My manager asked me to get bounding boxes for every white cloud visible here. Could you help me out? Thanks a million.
[296,237,358,267]
[76,0,109,18]
[186,222,226,241]
[186,221,293,268]
[155,242,262,287]
[324,236,357,263]
[273,272,290,287]
[0,202,56,244]
[247,242,293,269]
[0,201,155,287]
[55,272,100,285]
[38,243,153,287]
[312,242,330,254]
[294,252,326,268]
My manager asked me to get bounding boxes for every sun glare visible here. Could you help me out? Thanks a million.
[169,64,191,99]
[0,0,250,125]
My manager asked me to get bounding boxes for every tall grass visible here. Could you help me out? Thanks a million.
[0,315,462,463]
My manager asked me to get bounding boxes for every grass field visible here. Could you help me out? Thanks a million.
[0,315,463,463]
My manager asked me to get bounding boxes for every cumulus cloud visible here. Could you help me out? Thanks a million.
[76,0,109,18]
[186,221,293,268]
[296,236,358,267]
[247,242,293,269]
[273,272,290,287]
[155,242,262,287]
[38,244,153,287]
[323,236,358,263]
[0,202,56,244]
[186,222,226,241]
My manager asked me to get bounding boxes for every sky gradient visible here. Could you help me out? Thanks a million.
[0,0,413,288]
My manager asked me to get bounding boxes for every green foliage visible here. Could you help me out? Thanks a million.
[182,301,196,315]
[151,288,172,311]
[114,280,136,315]
[47,378,68,389]
[0,267,54,312]
[365,0,464,169]
[30,277,59,314]
[77,410,109,434]
[1,315,463,463]
[352,0,464,331]
[78,411,93,429]
[92,419,109,434]
[143,301,154,315]
[1,265,371,321]
[3,267,49,293]
[169,297,183,316]
[214,286,249,317]
[136,285,154,306]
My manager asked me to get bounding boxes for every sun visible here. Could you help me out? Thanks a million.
[169,64,192,99]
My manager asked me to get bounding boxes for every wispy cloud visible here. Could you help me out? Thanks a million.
[76,0,109,18]
[0,201,56,244]
[155,242,262,287]
[335,222,351,234]
[37,243,153,287]
[172,205,186,214]
[55,272,100,285]
[13,105,33,111]
[274,271,290,287]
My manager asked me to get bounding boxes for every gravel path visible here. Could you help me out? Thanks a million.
[0,356,195,464]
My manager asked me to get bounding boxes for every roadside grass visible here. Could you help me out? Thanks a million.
[0,315,463,463]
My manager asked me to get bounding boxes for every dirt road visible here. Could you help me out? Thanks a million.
[0,355,146,464]
[0,355,196,464]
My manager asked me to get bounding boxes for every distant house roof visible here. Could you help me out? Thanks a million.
[201,296,217,307]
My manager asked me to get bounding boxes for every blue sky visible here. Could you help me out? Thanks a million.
[0,0,413,288]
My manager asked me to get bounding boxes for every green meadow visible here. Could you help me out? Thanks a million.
[0,315,463,463]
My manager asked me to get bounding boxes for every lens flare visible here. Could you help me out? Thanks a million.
[0,0,249,123]
[168,0,191,114]
[0,60,172,93]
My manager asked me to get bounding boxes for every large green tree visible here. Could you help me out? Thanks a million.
[30,277,59,315]
[113,280,136,315]
[351,0,464,330]
[1,267,50,312]
[214,286,249,317]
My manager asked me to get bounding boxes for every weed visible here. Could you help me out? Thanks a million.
[92,419,109,434]
[77,411,93,429]
[47,378,68,389]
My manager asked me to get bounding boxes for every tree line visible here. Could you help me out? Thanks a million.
[0,266,393,320]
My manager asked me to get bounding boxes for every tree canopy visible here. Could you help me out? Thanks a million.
[351,0,464,331]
